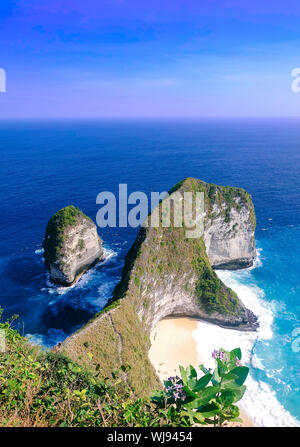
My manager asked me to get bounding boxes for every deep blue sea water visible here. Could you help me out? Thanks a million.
[0,118,299,426]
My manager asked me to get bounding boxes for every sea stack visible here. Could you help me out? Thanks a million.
[43,205,103,286]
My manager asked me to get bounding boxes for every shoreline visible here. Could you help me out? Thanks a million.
[149,317,254,427]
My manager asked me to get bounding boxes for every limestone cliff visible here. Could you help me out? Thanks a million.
[43,206,103,286]
[60,178,258,396]
[201,182,256,270]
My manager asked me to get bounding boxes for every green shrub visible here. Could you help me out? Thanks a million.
[151,347,248,427]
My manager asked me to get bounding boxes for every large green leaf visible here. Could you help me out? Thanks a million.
[182,409,205,425]
[230,366,249,386]
[183,385,197,399]
[222,380,243,391]
[186,365,198,389]
[163,379,173,389]
[221,371,239,383]
[167,405,175,421]
[187,379,197,389]
[197,402,220,418]
[194,373,212,392]
[212,367,221,386]
[184,386,218,409]
[217,358,226,377]
[187,365,197,380]
[232,385,247,403]
[230,348,242,361]
[199,364,210,375]
[219,390,235,406]
[150,390,165,407]
[179,365,188,385]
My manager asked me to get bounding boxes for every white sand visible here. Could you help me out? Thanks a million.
[149,317,253,427]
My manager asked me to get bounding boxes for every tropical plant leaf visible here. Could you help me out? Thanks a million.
[230,348,242,361]
[231,385,247,403]
[222,371,239,383]
[212,367,221,386]
[230,366,249,386]
[199,364,210,375]
[184,386,218,409]
[179,365,188,385]
[197,402,220,418]
[183,385,197,398]
[187,365,197,380]
[217,358,226,377]
[219,390,235,406]
[194,373,212,392]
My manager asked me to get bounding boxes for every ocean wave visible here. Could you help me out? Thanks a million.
[26,328,67,348]
[250,248,263,270]
[102,247,118,264]
[192,252,300,427]
[44,247,118,296]
[242,376,299,427]
[251,354,265,370]
[95,280,119,309]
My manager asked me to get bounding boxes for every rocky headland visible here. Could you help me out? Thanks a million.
[58,178,258,396]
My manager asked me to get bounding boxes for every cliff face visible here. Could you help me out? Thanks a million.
[43,206,103,286]
[203,186,256,270]
[60,178,258,396]
[170,178,256,270]
[112,178,257,332]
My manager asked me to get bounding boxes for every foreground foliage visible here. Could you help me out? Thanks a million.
[151,347,248,427]
[0,311,248,427]
[0,316,154,427]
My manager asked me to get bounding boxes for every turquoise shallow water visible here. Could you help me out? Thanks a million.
[0,118,299,425]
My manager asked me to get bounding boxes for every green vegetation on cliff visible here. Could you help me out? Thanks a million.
[191,239,240,315]
[170,177,256,228]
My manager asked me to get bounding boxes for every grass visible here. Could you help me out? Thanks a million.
[0,311,163,427]
[62,301,160,398]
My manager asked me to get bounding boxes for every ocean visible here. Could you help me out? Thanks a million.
[0,118,299,426]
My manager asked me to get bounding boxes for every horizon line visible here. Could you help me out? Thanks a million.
[0,115,300,121]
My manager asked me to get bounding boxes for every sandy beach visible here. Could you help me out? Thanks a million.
[149,317,253,427]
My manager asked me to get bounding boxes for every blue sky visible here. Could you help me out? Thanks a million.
[1,0,300,118]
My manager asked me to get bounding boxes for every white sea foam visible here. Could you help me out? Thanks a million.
[192,251,300,427]
[34,248,44,255]
[95,281,119,308]
[248,248,263,270]
[27,328,66,348]
[44,247,117,296]
[102,247,118,264]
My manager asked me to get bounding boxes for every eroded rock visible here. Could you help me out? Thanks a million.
[43,206,103,286]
